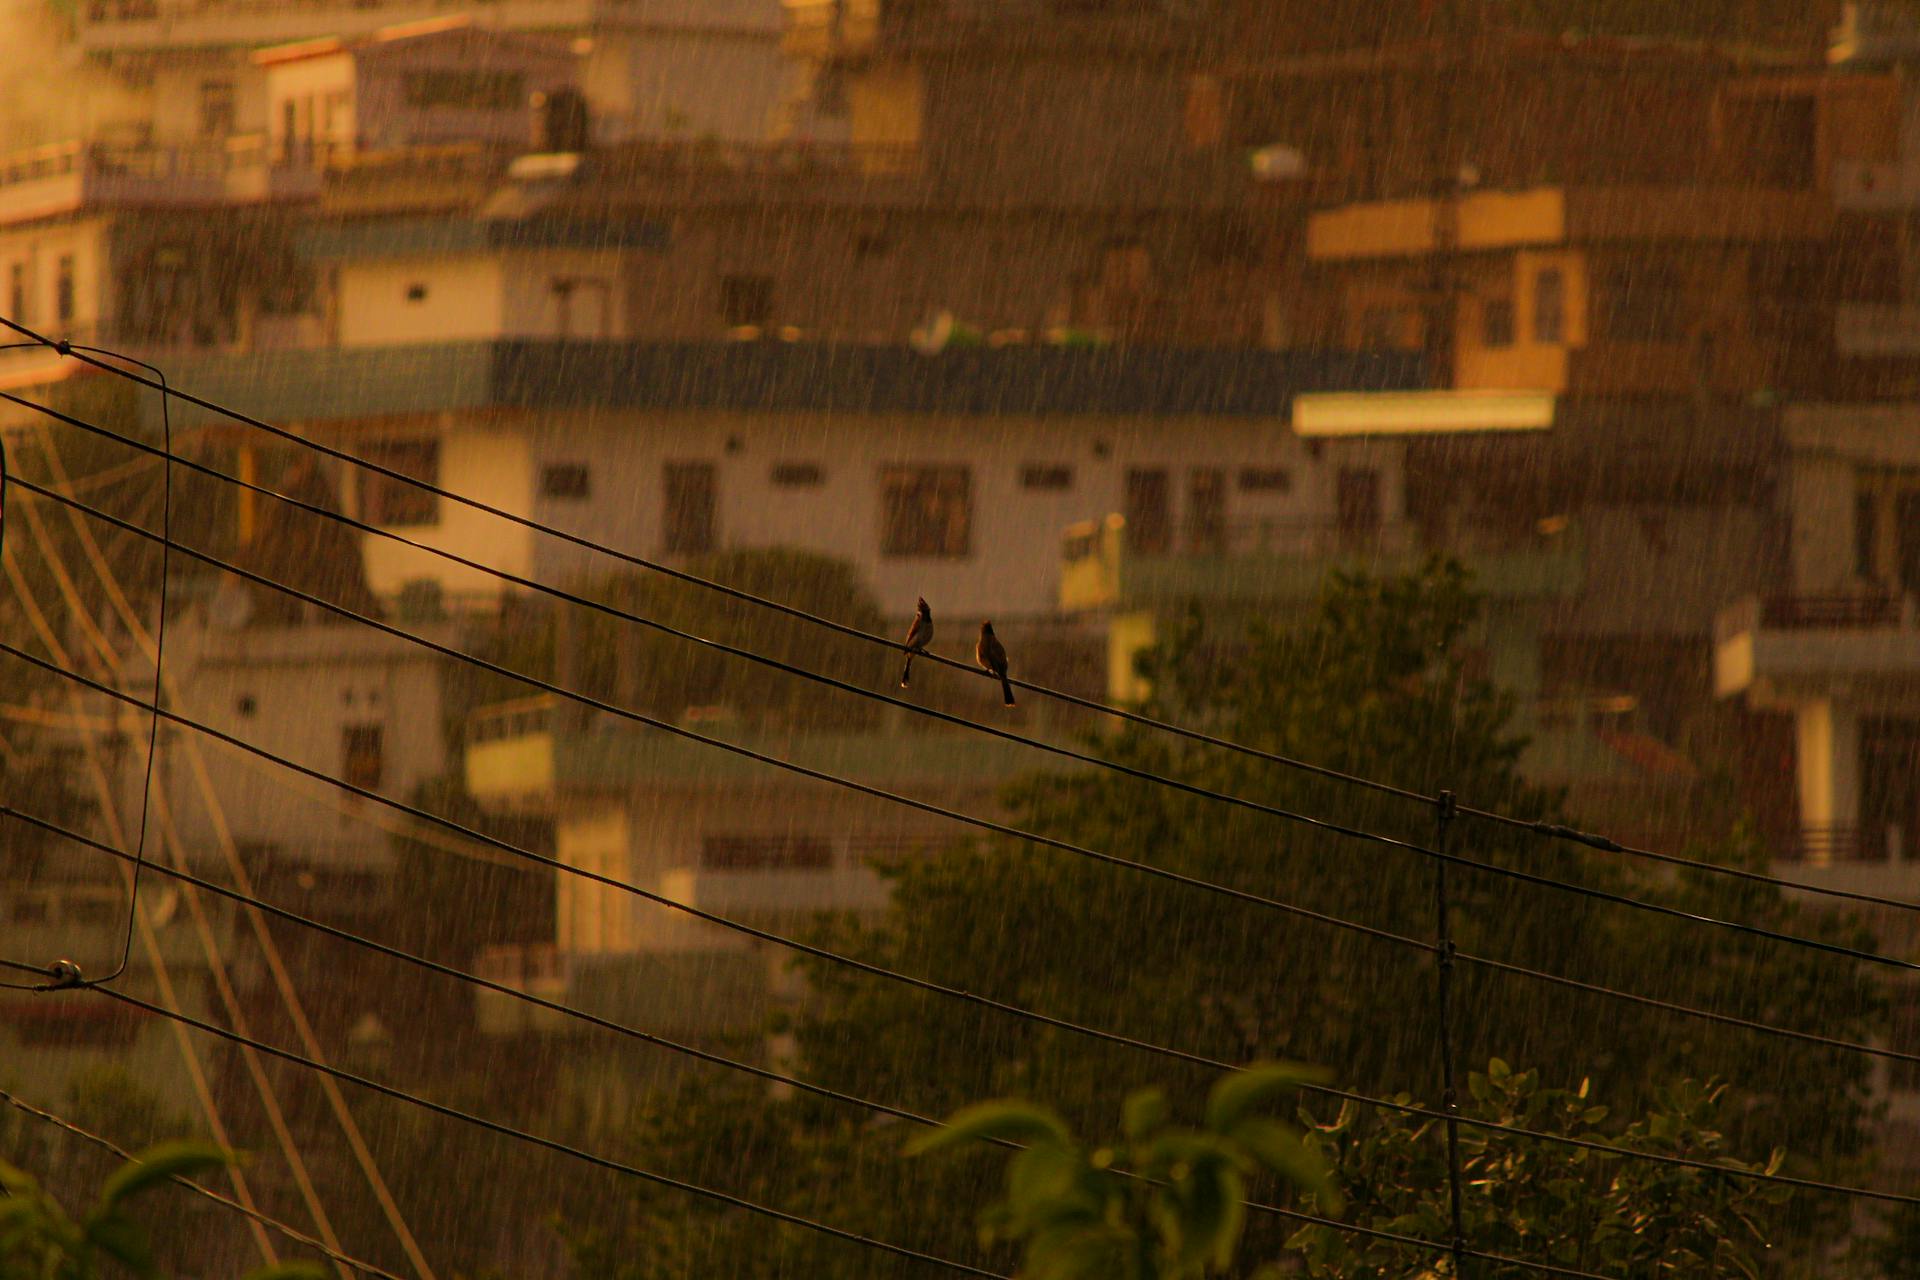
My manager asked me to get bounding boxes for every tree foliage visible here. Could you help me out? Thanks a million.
[556,561,1882,1276]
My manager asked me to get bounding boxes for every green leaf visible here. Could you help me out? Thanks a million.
[1232,1118,1342,1212]
[1122,1088,1169,1141]
[1204,1063,1326,1135]
[99,1141,234,1208]
[84,1211,155,1275]
[906,1101,1072,1157]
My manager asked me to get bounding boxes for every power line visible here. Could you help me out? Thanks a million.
[5,482,1913,1067]
[0,387,1499,878]
[0,1085,406,1280]
[2,373,1912,928]
[0,807,1775,1272]
[90,986,1011,1279]
[6,653,1914,1209]
[0,472,1430,956]
[2,799,1606,1278]
[11,469,1916,984]
[0,355,172,993]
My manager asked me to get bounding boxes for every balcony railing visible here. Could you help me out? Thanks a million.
[0,136,317,216]
[1781,825,1913,864]
[467,694,556,747]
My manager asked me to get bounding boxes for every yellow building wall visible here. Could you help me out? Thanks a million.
[1454,248,1586,393]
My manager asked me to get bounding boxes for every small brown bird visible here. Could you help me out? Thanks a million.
[900,597,932,688]
[976,620,1015,708]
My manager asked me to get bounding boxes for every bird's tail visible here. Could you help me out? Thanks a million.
[1000,677,1015,708]
[900,653,914,688]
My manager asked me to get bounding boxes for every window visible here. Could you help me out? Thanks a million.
[199,79,235,137]
[54,255,74,326]
[1020,465,1073,491]
[1124,468,1171,554]
[1187,468,1225,553]
[771,462,824,487]
[1857,491,1880,581]
[402,70,526,111]
[1533,268,1565,344]
[720,275,773,329]
[855,233,891,259]
[360,440,439,526]
[880,465,971,558]
[342,724,384,791]
[236,695,257,717]
[541,463,591,499]
[701,835,832,871]
[664,462,717,554]
[1238,467,1291,493]
[1481,296,1514,348]
[8,263,23,321]
[280,100,297,157]
[405,282,428,303]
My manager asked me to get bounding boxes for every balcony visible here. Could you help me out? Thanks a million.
[658,862,889,919]
[465,695,557,806]
[0,138,319,224]
[1061,514,1583,612]
[1714,593,1920,702]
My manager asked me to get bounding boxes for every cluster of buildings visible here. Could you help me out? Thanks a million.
[7,0,1920,1172]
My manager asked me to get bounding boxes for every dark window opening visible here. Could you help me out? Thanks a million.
[664,462,717,554]
[1124,468,1171,554]
[1534,268,1565,344]
[54,255,74,326]
[720,275,773,329]
[771,462,825,487]
[1238,467,1291,493]
[402,69,526,111]
[541,463,591,499]
[1187,468,1226,553]
[881,465,971,558]
[1481,297,1515,349]
[1020,465,1073,491]
[237,695,257,717]
[199,79,235,137]
[701,835,832,871]
[405,282,428,303]
[1857,491,1880,582]
[342,724,384,791]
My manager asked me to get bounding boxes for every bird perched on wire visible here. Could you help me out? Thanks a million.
[900,597,932,688]
[976,621,1015,708]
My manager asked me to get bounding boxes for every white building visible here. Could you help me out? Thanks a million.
[1715,403,1920,883]
[119,601,457,907]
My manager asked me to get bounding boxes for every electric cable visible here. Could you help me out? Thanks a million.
[9,470,1914,980]
[0,1086,405,1280]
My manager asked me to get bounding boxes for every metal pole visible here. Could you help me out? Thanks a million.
[1433,788,1468,1274]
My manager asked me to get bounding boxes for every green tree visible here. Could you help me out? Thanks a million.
[1288,1059,1788,1278]
[560,562,1881,1275]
